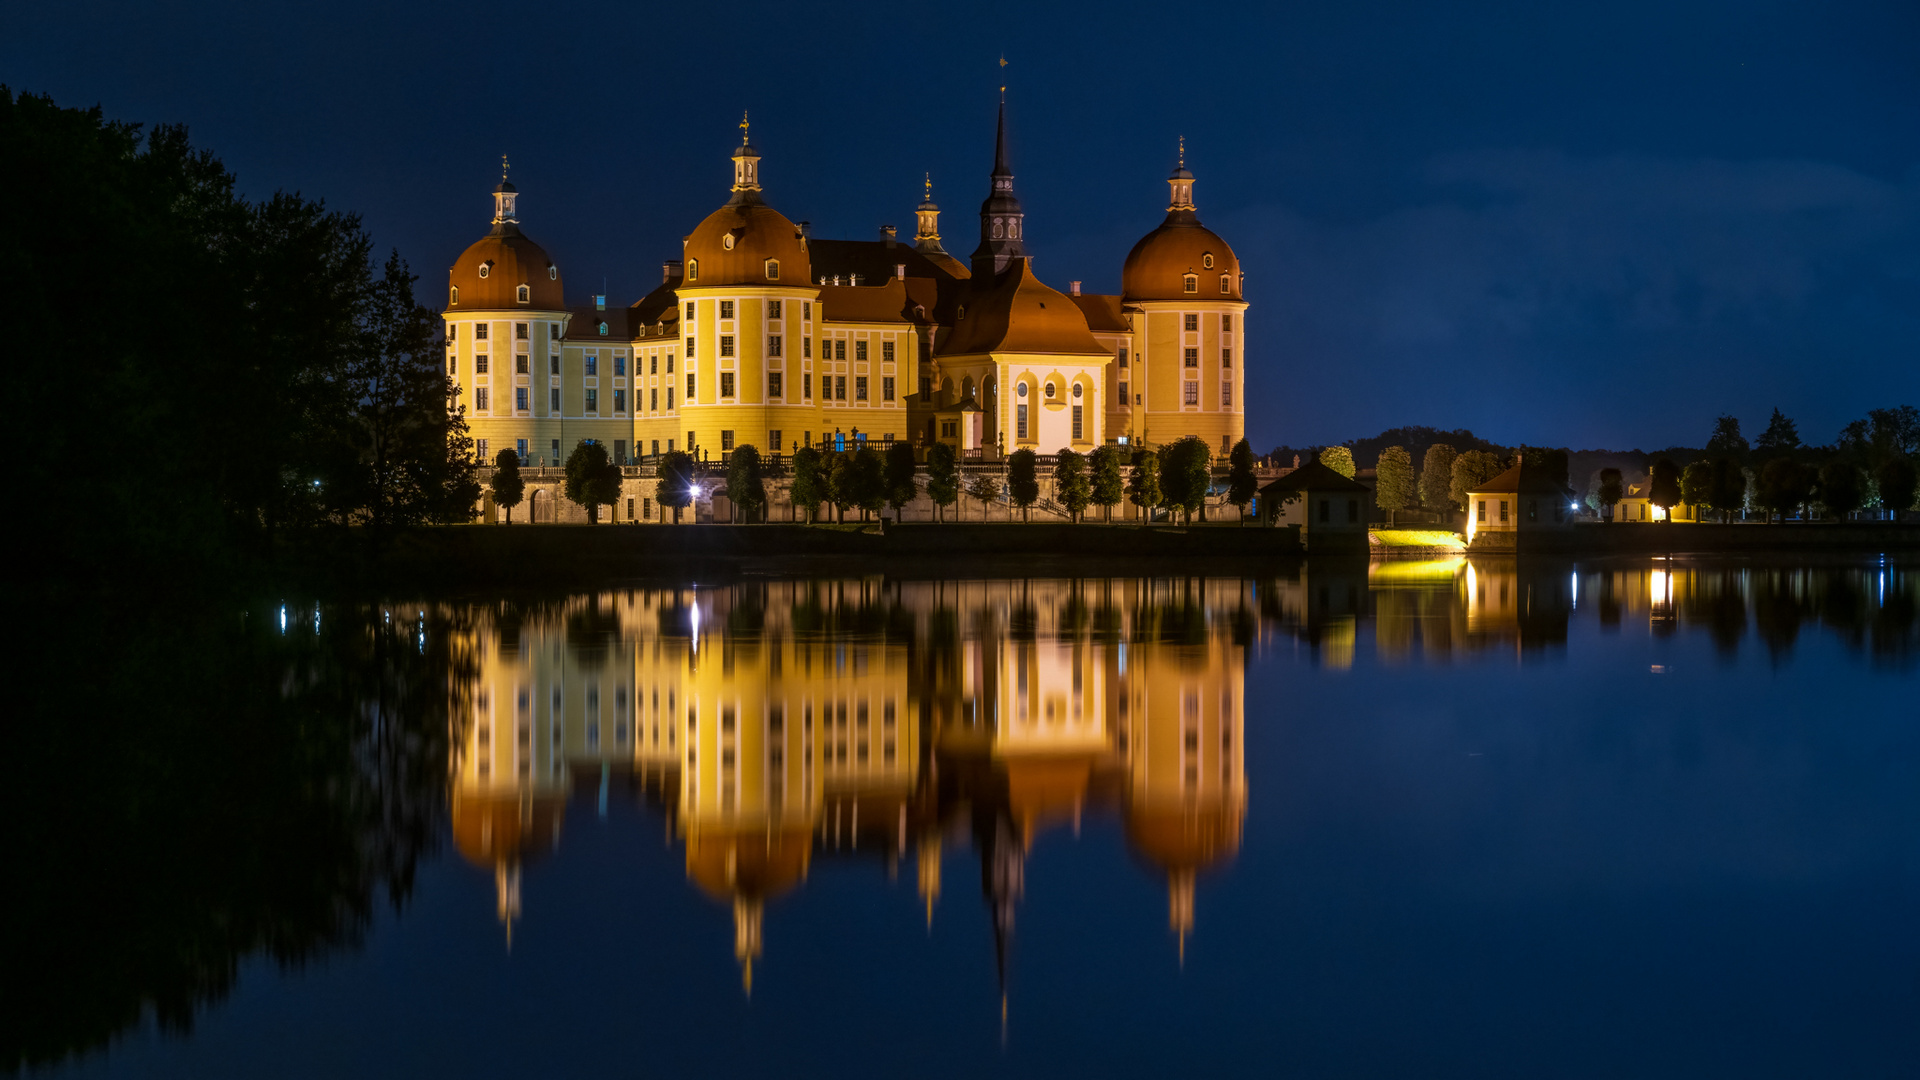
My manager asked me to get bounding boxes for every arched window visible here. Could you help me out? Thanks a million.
[1220,275,1231,294]
[450,286,459,305]
[548,265,557,280]
[516,284,530,303]
[1183,274,1197,294]
[766,258,779,280]
[687,259,699,281]
[1015,382,1028,398]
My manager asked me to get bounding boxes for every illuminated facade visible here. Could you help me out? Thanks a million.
[443,103,1247,496]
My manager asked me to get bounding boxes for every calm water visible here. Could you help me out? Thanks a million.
[14,557,1918,1078]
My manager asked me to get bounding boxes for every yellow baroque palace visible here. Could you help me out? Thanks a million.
[442,105,1247,477]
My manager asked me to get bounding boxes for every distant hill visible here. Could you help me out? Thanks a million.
[1264,426,1506,470]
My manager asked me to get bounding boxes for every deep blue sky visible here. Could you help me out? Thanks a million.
[7,0,1917,452]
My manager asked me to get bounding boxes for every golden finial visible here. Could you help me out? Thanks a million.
[740,110,750,145]
[1178,136,1185,168]
[924,172,932,200]
[501,154,510,182]
[999,54,1007,98]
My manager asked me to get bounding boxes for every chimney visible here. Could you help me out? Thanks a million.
[881,224,897,248]
[797,221,812,240]
[663,260,682,282]
[895,263,906,280]
[1070,280,1081,296]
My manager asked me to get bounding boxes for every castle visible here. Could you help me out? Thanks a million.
[442,100,1247,506]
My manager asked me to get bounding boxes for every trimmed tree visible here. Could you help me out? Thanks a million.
[826,451,855,522]
[1596,467,1624,522]
[1226,439,1259,523]
[1007,449,1041,521]
[1420,443,1459,514]
[1053,448,1092,523]
[789,445,826,523]
[1875,455,1917,520]
[657,449,696,524]
[1375,445,1414,526]
[1817,460,1863,520]
[1450,450,1506,514]
[1159,437,1213,524]
[884,440,919,522]
[924,442,959,522]
[853,444,888,521]
[726,444,766,524]
[967,472,1001,521]
[490,446,524,523]
[1128,448,1162,524]
[1648,457,1682,522]
[1320,445,1357,479]
[1089,444,1126,522]
[564,440,621,523]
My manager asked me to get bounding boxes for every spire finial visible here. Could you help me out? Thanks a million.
[501,154,510,182]
[925,172,932,200]
[1178,136,1185,169]
[740,110,750,145]
[999,54,1007,99]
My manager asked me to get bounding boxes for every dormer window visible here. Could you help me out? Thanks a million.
[1220,275,1231,294]
[450,286,459,305]
[478,260,492,279]
[516,285,530,304]
[547,265,557,280]
[687,259,699,281]
[1183,274,1197,294]
[1044,382,1056,399]
[722,233,735,250]
[599,322,608,336]
[1202,253,1215,269]
[766,258,779,280]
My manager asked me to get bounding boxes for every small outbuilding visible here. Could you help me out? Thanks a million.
[1465,460,1577,549]
[1260,460,1371,553]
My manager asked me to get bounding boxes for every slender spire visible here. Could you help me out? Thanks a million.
[992,100,1011,179]
[972,90,1027,278]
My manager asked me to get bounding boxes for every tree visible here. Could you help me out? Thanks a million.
[1868,406,1920,458]
[1319,445,1357,479]
[1648,457,1682,522]
[564,440,621,523]
[1706,414,1749,457]
[1755,408,1801,454]
[1754,458,1814,523]
[490,447,524,523]
[966,473,1001,521]
[1089,445,1126,522]
[824,451,855,522]
[1127,449,1162,524]
[1419,443,1459,514]
[1053,449,1092,522]
[656,449,697,524]
[1817,460,1863,520]
[1006,449,1040,521]
[1708,458,1747,522]
[924,442,959,522]
[1596,467,1624,522]
[725,445,766,523]
[1374,446,1414,526]
[883,441,919,522]
[1450,450,1505,514]
[1876,456,1917,519]
[789,445,826,523]
[1680,460,1712,518]
[852,444,888,521]
[1154,437,1213,524]
[1226,439,1260,523]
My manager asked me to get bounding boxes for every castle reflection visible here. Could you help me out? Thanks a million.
[447,560,1916,988]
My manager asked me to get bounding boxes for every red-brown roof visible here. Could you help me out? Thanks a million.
[938,259,1108,357]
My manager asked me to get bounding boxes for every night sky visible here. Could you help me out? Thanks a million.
[8,0,1916,452]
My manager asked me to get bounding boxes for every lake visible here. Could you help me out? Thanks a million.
[15,555,1917,1078]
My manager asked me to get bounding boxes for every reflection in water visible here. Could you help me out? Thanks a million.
[450,580,1249,994]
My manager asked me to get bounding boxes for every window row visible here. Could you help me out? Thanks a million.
[1182,314,1235,332]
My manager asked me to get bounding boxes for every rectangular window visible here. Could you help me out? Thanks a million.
[803,302,811,320]
[615,440,627,464]
[719,300,734,320]
[1221,348,1232,368]
[516,354,529,374]
[1183,314,1198,332]
[585,355,598,376]
[615,355,626,376]
[448,324,459,340]
[768,334,782,357]
[804,373,812,398]
[769,372,783,398]
[1016,403,1029,440]
[516,438,528,462]
[882,340,895,363]
[476,388,489,411]
[515,322,528,340]
[687,430,695,450]
[548,355,558,375]
[475,323,489,340]
[855,376,868,401]
[835,375,847,400]
[855,340,868,362]
[1500,500,1510,523]
[803,336,813,358]
[650,355,658,374]
[550,323,560,339]
[1072,405,1083,440]
[515,387,528,411]
[768,300,782,319]
[721,430,734,452]
[585,388,598,413]
[685,302,695,321]
[644,497,652,518]
[650,388,658,411]
[1527,498,1539,523]
[614,389,626,413]
[1222,313,1233,330]
[1221,382,1232,407]
[719,335,734,357]
[834,340,846,361]
[720,372,735,398]
[651,440,659,456]
[666,353,674,373]
[686,374,695,400]
[625,497,633,519]
[447,355,456,375]
[769,430,782,451]
[881,376,894,401]
[686,336,696,358]
[477,438,488,462]
[475,354,490,374]
[1477,500,1487,523]
[1184,348,1199,367]
[1183,381,1199,406]
[551,388,560,411]
[1118,381,1129,401]
[551,440,560,463]
[1117,346,1129,368]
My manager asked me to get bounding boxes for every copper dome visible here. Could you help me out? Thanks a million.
[448,223,565,311]
[1121,217,1241,303]
[681,201,811,288]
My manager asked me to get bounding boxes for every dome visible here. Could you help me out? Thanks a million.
[939,259,1107,357]
[449,223,565,311]
[1122,218,1241,302]
[451,788,566,867]
[682,201,811,288]
[1124,801,1244,872]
